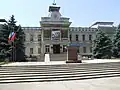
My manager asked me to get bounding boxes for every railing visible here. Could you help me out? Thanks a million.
[61,38,68,40]
[41,17,70,22]
[43,38,68,41]
[44,38,51,40]
[70,40,93,43]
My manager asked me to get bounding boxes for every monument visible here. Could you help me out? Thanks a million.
[66,46,82,63]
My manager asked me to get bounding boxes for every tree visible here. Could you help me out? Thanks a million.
[0,24,11,60]
[113,24,120,58]
[93,30,113,59]
[0,15,25,61]
[8,15,25,62]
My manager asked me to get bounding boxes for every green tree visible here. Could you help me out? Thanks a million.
[113,24,120,58]
[93,30,113,59]
[8,15,25,62]
[0,24,11,60]
[0,15,25,61]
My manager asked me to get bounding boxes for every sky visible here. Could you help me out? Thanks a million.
[0,0,120,27]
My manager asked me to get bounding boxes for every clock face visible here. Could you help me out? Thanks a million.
[51,12,60,20]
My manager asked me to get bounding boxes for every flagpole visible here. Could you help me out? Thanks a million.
[7,21,17,62]
[8,25,20,62]
[13,26,14,62]
[12,26,15,62]
[14,25,20,62]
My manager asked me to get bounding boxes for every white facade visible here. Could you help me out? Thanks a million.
[22,27,41,57]
[69,27,98,57]
[22,3,115,58]
[23,26,98,57]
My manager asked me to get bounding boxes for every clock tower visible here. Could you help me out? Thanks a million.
[49,2,61,21]
[40,2,72,54]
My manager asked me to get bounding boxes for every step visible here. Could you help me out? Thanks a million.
[1,62,120,69]
[0,73,120,84]
[1,64,120,70]
[1,63,120,69]
[0,68,120,75]
[0,71,120,80]
[1,67,119,72]
[0,70,120,78]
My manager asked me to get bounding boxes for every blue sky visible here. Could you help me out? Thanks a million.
[0,0,120,27]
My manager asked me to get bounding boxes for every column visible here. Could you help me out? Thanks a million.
[60,28,62,41]
[41,29,44,54]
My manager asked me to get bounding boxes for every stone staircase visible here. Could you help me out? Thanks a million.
[0,62,120,84]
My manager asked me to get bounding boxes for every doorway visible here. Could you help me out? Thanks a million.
[45,45,50,53]
[53,44,60,54]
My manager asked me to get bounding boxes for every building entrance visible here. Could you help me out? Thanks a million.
[53,44,60,54]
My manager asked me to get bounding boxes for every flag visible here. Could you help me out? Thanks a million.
[8,32,13,40]
[8,32,16,41]
[11,33,16,41]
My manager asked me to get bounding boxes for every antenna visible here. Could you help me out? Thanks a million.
[53,0,56,5]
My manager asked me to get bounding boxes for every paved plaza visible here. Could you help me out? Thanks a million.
[0,77,120,90]
[1,59,120,66]
[1,59,120,90]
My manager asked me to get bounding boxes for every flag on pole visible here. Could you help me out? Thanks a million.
[8,32,16,41]
[8,32,13,40]
[11,33,16,41]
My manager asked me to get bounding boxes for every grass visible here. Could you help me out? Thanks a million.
[0,59,9,66]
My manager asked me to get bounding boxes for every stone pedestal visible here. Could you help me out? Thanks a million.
[66,46,82,63]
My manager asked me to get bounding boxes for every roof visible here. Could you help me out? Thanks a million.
[49,4,60,12]
[0,19,6,22]
[90,22,114,27]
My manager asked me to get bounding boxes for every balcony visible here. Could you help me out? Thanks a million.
[43,38,68,42]
[40,21,71,25]
[61,38,68,40]
[41,17,70,22]
[70,40,93,43]
[44,38,51,40]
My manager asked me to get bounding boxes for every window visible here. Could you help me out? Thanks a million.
[89,35,92,41]
[70,34,72,41]
[38,48,41,54]
[30,48,33,54]
[61,30,68,38]
[82,35,85,41]
[83,47,86,53]
[44,30,51,38]
[30,34,33,41]
[90,47,92,53]
[45,45,50,53]
[76,34,78,41]
[38,35,41,41]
